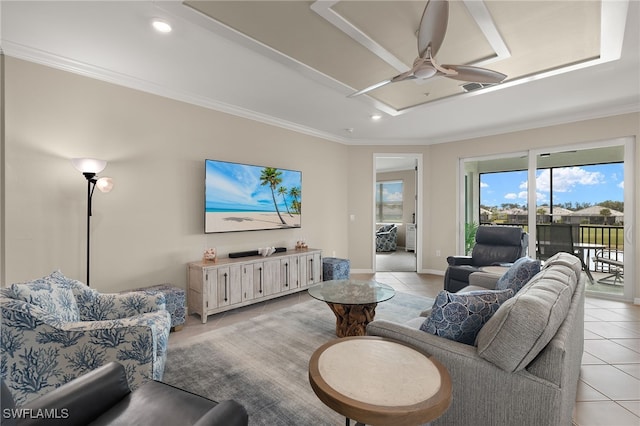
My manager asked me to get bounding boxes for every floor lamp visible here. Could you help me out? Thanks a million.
[71,158,114,286]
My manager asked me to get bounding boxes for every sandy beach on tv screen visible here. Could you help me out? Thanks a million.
[206,212,301,232]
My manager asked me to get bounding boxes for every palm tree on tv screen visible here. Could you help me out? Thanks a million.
[289,186,301,214]
[260,167,286,224]
[278,186,293,217]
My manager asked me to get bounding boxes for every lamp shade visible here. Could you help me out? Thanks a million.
[71,158,107,174]
[95,177,114,193]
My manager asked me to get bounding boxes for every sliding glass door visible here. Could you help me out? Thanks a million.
[461,138,634,301]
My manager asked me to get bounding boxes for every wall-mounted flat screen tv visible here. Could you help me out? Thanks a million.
[205,159,302,233]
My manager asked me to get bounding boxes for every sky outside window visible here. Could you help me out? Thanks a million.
[481,163,624,208]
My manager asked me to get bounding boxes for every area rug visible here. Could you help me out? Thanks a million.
[162,292,434,425]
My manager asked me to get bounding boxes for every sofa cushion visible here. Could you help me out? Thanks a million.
[496,257,541,293]
[11,271,80,322]
[476,264,575,372]
[420,289,513,345]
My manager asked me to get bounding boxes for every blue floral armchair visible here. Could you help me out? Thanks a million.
[0,271,171,405]
[376,224,398,252]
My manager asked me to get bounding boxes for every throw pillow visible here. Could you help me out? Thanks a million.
[495,257,540,293]
[11,271,80,322]
[420,288,514,345]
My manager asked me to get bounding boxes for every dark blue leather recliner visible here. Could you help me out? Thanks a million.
[444,225,529,293]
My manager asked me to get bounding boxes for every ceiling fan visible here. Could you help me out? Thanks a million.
[348,0,507,98]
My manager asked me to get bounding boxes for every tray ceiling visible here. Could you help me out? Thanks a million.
[186,1,601,113]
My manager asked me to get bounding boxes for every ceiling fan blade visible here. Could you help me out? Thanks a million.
[417,0,449,58]
[349,68,418,97]
[390,69,416,83]
[442,65,507,84]
[348,79,392,97]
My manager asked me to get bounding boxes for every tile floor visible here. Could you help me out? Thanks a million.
[170,272,640,426]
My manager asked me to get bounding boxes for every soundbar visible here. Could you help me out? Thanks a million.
[229,247,287,258]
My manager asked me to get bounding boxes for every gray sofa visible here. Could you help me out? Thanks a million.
[367,252,585,426]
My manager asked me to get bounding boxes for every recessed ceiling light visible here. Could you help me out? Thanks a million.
[152,19,172,33]
[370,114,382,121]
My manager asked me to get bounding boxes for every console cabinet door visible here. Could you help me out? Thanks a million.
[253,263,266,298]
[206,268,218,310]
[216,267,242,307]
[262,259,281,296]
[241,264,254,301]
[217,267,232,307]
[311,252,322,283]
[301,252,322,286]
[280,257,295,291]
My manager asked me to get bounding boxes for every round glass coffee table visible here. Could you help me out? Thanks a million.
[309,336,452,426]
[308,279,395,337]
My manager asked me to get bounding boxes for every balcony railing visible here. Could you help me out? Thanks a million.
[479,222,624,273]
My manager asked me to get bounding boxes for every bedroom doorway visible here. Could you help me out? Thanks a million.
[373,154,422,272]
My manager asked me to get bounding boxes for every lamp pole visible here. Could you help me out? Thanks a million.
[72,158,113,287]
[83,172,97,286]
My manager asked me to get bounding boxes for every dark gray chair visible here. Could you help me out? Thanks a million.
[537,223,594,284]
[444,225,528,293]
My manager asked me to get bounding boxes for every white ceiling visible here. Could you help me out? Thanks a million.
[1,1,639,146]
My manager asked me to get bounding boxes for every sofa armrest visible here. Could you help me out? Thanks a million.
[446,256,473,266]
[19,362,130,426]
[466,272,501,290]
[367,319,564,425]
[63,310,171,332]
[192,400,249,426]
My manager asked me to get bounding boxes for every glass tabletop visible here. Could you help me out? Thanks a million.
[307,280,395,305]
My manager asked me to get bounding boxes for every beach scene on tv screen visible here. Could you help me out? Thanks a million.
[205,160,302,233]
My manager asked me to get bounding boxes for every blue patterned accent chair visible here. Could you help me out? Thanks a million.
[376,224,398,252]
[0,271,171,405]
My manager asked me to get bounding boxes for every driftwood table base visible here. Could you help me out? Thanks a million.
[327,303,378,337]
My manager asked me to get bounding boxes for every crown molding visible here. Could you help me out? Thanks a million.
[2,41,350,146]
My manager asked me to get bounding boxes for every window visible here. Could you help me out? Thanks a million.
[376,180,403,223]
[479,162,624,226]
[479,169,528,225]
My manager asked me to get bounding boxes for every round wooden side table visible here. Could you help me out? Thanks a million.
[308,336,452,426]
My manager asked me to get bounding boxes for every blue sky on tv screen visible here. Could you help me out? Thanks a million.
[205,160,301,212]
[480,163,624,208]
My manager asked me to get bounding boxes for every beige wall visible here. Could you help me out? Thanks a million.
[2,58,349,292]
[347,114,639,299]
[2,57,638,299]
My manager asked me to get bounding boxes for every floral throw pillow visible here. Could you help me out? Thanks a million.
[496,257,541,293]
[420,289,514,345]
[11,271,80,322]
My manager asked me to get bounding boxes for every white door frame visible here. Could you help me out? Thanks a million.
[373,153,423,272]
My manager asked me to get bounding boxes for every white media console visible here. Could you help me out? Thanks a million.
[187,248,322,323]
